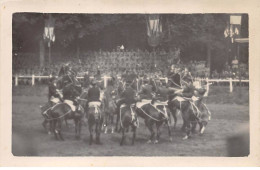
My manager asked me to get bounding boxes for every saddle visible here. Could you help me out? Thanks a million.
[50,96,60,104]
[120,103,137,124]
[136,99,151,109]
[88,101,101,114]
[64,100,76,112]
[153,100,168,107]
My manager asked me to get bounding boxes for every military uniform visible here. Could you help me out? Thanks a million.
[48,78,59,101]
[139,80,154,100]
[116,81,137,124]
[182,72,193,85]
[168,70,181,88]
[87,85,101,103]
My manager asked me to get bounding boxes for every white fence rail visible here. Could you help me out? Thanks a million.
[13,75,249,94]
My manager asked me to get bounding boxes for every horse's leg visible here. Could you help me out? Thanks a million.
[89,122,93,145]
[166,120,173,142]
[111,113,114,134]
[145,119,154,144]
[65,118,69,129]
[183,122,191,140]
[42,119,51,134]
[53,120,59,140]
[120,127,125,146]
[191,122,197,134]
[181,119,187,132]
[172,110,178,129]
[132,126,136,145]
[199,121,207,135]
[74,119,80,140]
[96,119,103,145]
[47,120,52,134]
[78,119,82,139]
[115,112,120,132]
[104,112,108,134]
[154,122,161,144]
[57,119,64,141]
[42,119,47,130]
[102,112,106,133]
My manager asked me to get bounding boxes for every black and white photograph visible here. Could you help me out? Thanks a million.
[1,0,260,167]
[11,12,249,157]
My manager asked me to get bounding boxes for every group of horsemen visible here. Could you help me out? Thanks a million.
[45,63,208,127]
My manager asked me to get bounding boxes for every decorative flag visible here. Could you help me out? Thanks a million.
[224,15,241,43]
[147,14,163,47]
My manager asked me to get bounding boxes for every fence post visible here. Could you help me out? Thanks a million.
[15,75,18,86]
[205,78,209,96]
[104,76,107,88]
[32,74,35,86]
[229,78,233,93]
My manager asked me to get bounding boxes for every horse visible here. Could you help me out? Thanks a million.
[87,100,104,145]
[103,85,117,134]
[119,104,137,146]
[45,83,85,140]
[87,88,105,145]
[136,101,172,144]
[168,95,211,140]
[114,78,139,132]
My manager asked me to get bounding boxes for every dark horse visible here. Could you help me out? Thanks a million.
[119,104,137,146]
[168,96,211,140]
[136,102,172,144]
[46,83,84,140]
[87,100,104,145]
[40,75,74,134]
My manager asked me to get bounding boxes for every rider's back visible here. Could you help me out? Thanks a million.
[88,87,100,102]
[121,87,136,105]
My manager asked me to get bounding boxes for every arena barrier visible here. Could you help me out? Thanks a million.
[12,75,249,94]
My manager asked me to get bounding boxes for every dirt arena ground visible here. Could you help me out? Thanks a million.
[12,85,249,156]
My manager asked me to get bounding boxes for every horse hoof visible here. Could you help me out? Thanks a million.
[182,135,189,140]
[146,140,152,144]
[200,126,206,134]
[154,140,159,144]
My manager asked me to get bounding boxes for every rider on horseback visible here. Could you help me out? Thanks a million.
[181,67,193,86]
[138,77,154,100]
[48,77,61,102]
[63,82,81,112]
[167,65,181,88]
[116,80,138,126]
[87,79,101,117]
[41,77,62,117]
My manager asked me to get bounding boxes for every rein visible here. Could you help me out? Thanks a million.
[45,108,72,121]
[149,103,168,118]
[138,105,165,122]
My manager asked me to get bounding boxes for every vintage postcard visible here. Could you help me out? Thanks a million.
[1,0,260,167]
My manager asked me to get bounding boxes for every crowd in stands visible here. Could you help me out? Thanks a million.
[211,61,249,80]
[13,48,249,85]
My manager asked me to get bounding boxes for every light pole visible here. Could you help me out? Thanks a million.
[43,14,55,64]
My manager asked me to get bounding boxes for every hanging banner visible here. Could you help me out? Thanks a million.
[147,14,163,47]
